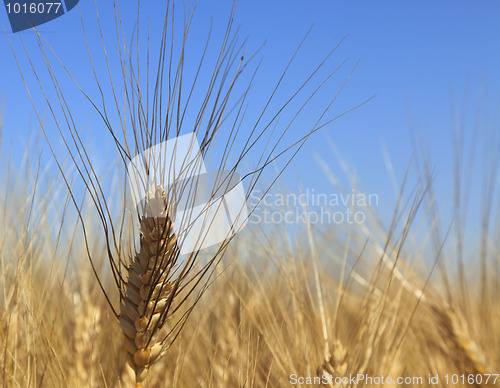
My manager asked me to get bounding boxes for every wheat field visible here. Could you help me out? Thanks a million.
[1,119,499,387]
[1,1,499,387]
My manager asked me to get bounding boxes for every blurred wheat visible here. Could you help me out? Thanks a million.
[1,1,499,387]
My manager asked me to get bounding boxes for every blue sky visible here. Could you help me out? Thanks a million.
[1,1,499,240]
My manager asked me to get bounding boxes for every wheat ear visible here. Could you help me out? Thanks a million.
[434,305,493,377]
[317,340,348,387]
[71,292,102,387]
[119,186,177,386]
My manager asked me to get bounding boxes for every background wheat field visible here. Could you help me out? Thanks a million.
[1,1,500,387]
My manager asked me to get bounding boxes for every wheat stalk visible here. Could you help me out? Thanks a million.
[7,1,359,385]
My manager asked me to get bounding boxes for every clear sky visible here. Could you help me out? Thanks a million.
[1,1,499,241]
